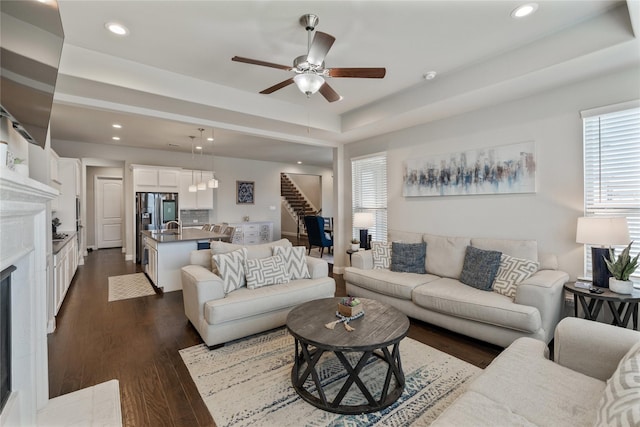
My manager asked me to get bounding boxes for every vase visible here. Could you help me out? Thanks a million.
[609,277,633,294]
[351,244,360,251]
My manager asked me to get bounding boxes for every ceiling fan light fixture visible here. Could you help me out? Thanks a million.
[294,73,324,96]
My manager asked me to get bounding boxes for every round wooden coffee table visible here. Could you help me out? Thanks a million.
[286,297,410,414]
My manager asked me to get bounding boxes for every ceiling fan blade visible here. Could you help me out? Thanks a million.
[307,32,335,66]
[319,82,341,103]
[260,78,295,94]
[328,68,386,78]
[232,56,292,71]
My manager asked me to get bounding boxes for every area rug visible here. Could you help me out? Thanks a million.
[179,328,480,427]
[107,273,156,302]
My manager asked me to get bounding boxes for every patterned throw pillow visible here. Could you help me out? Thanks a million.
[595,342,640,427]
[212,248,248,294]
[244,255,290,289]
[492,254,539,299]
[459,246,502,290]
[372,241,392,269]
[391,242,426,274]
[273,246,310,280]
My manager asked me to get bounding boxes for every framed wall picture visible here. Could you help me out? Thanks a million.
[236,180,255,204]
[402,141,536,197]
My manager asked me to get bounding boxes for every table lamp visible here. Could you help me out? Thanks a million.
[576,217,630,287]
[353,212,375,250]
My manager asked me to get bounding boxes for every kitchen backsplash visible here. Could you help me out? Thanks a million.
[180,210,211,225]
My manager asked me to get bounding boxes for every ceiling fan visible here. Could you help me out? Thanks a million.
[232,14,386,103]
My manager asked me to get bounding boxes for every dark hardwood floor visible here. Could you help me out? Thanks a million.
[48,247,502,427]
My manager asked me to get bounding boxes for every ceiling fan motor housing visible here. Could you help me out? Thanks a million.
[294,55,325,73]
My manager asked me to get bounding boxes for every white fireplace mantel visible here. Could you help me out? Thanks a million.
[0,168,57,426]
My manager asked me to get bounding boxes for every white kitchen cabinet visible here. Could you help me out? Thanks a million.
[53,235,78,315]
[179,170,213,210]
[229,221,273,245]
[143,236,158,286]
[132,165,180,192]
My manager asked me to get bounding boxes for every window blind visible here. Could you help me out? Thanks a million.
[583,106,640,282]
[352,153,388,242]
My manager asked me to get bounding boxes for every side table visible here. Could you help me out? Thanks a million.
[564,282,640,330]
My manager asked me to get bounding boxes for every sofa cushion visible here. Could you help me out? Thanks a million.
[471,237,538,262]
[371,241,392,269]
[423,234,471,279]
[595,342,640,427]
[459,246,502,291]
[212,248,247,294]
[273,246,310,280]
[493,254,539,299]
[391,242,426,274]
[203,278,335,325]
[412,278,542,333]
[211,238,292,260]
[344,267,439,300]
[244,255,289,289]
[465,337,605,427]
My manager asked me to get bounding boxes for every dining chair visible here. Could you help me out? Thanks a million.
[304,216,333,258]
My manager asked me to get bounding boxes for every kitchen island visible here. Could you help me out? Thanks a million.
[141,229,226,292]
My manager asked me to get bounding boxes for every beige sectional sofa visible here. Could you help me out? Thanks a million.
[181,239,336,347]
[344,231,569,347]
[433,317,640,426]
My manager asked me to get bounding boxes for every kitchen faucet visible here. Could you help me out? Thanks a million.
[165,220,182,234]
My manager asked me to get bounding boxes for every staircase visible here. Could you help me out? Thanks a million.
[280,173,317,238]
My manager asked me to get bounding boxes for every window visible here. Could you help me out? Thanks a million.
[352,153,387,242]
[582,102,640,282]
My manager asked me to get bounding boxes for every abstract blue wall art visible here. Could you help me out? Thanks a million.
[402,141,536,197]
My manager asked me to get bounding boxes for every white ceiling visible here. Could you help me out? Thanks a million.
[51,0,640,168]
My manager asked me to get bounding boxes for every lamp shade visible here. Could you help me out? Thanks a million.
[294,73,324,95]
[576,217,630,246]
[353,212,375,229]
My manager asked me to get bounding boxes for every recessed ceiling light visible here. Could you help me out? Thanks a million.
[195,146,202,150]
[112,123,122,129]
[112,136,120,141]
[207,137,214,142]
[105,22,129,36]
[511,3,538,19]
[423,71,437,80]
[297,161,303,164]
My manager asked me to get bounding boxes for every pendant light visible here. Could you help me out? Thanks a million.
[197,128,207,190]
[188,136,197,192]
[208,128,219,189]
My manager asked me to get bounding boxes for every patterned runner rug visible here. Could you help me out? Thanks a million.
[107,273,156,302]
[180,328,480,427]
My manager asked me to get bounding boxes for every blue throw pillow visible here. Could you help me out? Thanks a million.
[459,246,502,290]
[391,242,427,274]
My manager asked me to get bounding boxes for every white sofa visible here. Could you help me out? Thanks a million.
[344,231,569,347]
[181,239,336,347]
[433,317,640,426]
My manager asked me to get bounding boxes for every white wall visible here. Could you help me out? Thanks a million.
[51,139,332,259]
[343,66,640,280]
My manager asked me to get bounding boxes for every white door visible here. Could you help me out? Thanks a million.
[96,177,123,248]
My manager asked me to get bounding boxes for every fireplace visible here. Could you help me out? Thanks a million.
[0,166,57,425]
[0,266,14,412]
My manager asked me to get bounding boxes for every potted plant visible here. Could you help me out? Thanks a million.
[351,238,360,251]
[604,241,639,294]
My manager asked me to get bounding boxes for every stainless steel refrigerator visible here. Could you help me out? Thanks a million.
[135,192,178,263]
